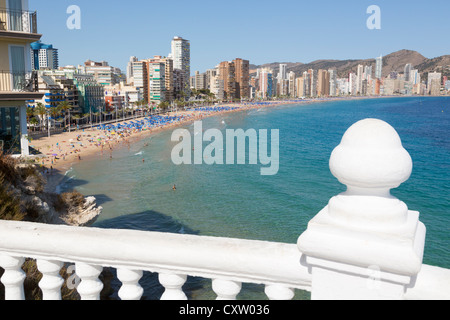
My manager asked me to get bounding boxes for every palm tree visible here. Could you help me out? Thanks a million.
[33,103,47,132]
[58,100,72,131]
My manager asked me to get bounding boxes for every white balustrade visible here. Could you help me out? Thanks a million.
[265,285,295,300]
[117,269,144,300]
[0,118,449,300]
[75,263,104,300]
[36,259,64,300]
[0,255,26,300]
[212,279,242,300]
[159,273,187,300]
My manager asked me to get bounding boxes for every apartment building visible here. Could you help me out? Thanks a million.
[0,0,43,155]
[234,58,250,99]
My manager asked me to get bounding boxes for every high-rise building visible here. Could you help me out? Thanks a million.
[233,58,250,99]
[170,36,190,98]
[218,61,236,100]
[317,69,330,97]
[295,77,305,98]
[349,72,357,96]
[30,41,59,70]
[329,69,337,96]
[126,56,138,84]
[375,56,383,79]
[427,71,442,96]
[258,68,273,99]
[288,71,296,97]
[308,69,317,97]
[404,64,412,82]
[193,71,207,90]
[145,56,167,103]
[356,64,364,94]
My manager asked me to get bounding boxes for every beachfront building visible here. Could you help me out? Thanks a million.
[193,71,207,90]
[146,56,166,104]
[308,69,317,97]
[30,40,58,70]
[37,70,81,113]
[288,71,296,97]
[81,60,125,86]
[375,55,383,79]
[0,0,43,156]
[317,69,330,97]
[164,57,174,103]
[126,56,138,84]
[234,58,250,99]
[104,83,143,109]
[427,71,442,96]
[329,69,337,96]
[295,77,305,98]
[170,36,190,98]
[71,74,104,114]
[258,68,274,99]
[218,61,237,100]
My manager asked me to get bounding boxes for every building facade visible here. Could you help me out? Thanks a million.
[170,36,190,98]
[0,0,43,155]
[30,40,58,70]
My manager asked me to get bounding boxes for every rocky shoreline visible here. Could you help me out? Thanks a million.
[2,160,102,227]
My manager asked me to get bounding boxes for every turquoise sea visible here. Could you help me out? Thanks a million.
[59,97,450,299]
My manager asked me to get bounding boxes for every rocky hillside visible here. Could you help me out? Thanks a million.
[250,49,450,79]
[0,153,102,226]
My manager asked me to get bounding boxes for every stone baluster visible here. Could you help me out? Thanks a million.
[117,268,144,300]
[36,259,64,300]
[75,263,104,300]
[264,284,294,300]
[159,273,187,300]
[298,119,427,300]
[0,255,26,300]
[212,279,242,300]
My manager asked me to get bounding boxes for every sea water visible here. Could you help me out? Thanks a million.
[59,97,450,299]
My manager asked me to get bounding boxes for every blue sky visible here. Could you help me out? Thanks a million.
[30,0,450,74]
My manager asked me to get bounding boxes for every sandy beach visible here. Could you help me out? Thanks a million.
[29,97,378,193]
[30,100,302,192]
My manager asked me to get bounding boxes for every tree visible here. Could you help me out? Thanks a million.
[58,100,72,129]
[33,103,47,132]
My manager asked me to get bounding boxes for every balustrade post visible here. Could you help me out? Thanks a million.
[117,268,144,300]
[37,259,64,300]
[298,119,427,300]
[75,263,103,300]
[265,285,294,300]
[159,273,187,300]
[0,255,26,300]
[212,279,242,300]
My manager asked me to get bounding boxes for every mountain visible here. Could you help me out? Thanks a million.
[250,50,450,79]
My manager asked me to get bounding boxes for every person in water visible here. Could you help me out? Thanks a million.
[172,184,176,191]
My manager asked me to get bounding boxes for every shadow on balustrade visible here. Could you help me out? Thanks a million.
[91,211,311,300]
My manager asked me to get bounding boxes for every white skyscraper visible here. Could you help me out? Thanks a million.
[278,64,287,81]
[126,56,138,84]
[170,36,191,97]
[404,64,412,82]
[375,55,383,79]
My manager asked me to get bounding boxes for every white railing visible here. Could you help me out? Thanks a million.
[0,220,310,300]
[1,118,449,300]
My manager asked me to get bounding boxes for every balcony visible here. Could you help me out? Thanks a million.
[0,119,449,300]
[0,70,43,101]
[0,8,41,40]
